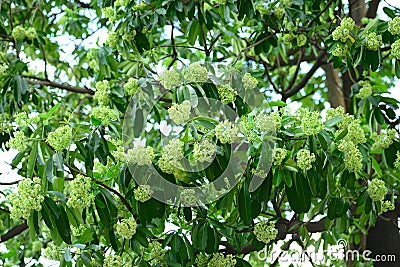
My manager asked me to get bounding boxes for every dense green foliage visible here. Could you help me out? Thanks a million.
[0,0,400,266]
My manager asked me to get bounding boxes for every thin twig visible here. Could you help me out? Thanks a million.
[26,78,95,95]
[232,34,275,66]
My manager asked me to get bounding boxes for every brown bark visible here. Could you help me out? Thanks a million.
[323,63,345,108]
[366,203,400,267]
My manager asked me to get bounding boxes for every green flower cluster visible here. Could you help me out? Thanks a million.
[66,174,94,209]
[115,0,125,6]
[239,116,259,142]
[15,112,28,127]
[215,120,238,143]
[110,139,124,163]
[332,43,349,57]
[71,224,87,237]
[168,100,191,124]
[356,80,373,98]
[365,32,382,51]
[102,7,116,23]
[32,241,42,253]
[193,139,215,162]
[116,217,137,239]
[123,77,140,96]
[149,241,166,264]
[338,140,363,172]
[256,112,282,133]
[9,178,44,220]
[346,120,366,145]
[273,148,287,165]
[26,27,37,39]
[274,7,285,19]
[255,3,268,15]
[123,30,136,42]
[242,73,258,90]
[381,200,395,214]
[134,185,153,202]
[370,129,396,151]
[391,39,400,59]
[6,131,27,151]
[43,242,60,261]
[326,106,344,121]
[91,106,118,125]
[0,63,6,76]
[103,255,123,267]
[208,253,237,267]
[46,125,73,151]
[388,17,400,36]
[195,253,210,267]
[300,109,323,136]
[332,17,356,43]
[368,178,387,201]
[281,0,292,7]
[180,188,197,206]
[183,64,208,84]
[116,198,130,219]
[133,2,147,11]
[158,139,184,174]
[158,69,181,89]
[395,152,400,169]
[297,34,307,47]
[253,220,278,244]
[217,84,236,104]
[106,32,119,47]
[126,145,155,165]
[11,25,26,40]
[296,149,316,170]
[94,80,111,106]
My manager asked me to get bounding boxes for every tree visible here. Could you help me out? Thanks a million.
[0,0,399,266]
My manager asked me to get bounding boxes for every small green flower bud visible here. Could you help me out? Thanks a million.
[46,125,73,151]
[116,217,137,239]
[12,25,26,40]
[368,178,387,201]
[296,149,316,170]
[254,220,278,244]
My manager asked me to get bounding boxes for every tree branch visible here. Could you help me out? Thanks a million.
[26,78,95,95]
[282,51,326,101]
[232,34,275,66]
[366,0,381,18]
[0,222,28,243]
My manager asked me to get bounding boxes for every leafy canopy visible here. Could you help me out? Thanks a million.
[0,0,400,266]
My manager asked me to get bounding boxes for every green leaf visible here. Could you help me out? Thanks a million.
[328,197,350,220]
[95,193,112,227]
[56,204,72,244]
[325,117,342,127]
[76,228,94,244]
[286,173,312,213]
[27,143,37,178]
[373,108,385,125]
[395,60,400,79]
[383,7,396,19]
[135,32,150,53]
[52,177,64,192]
[192,222,208,251]
[238,182,252,226]
[273,170,282,187]
[335,128,348,142]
